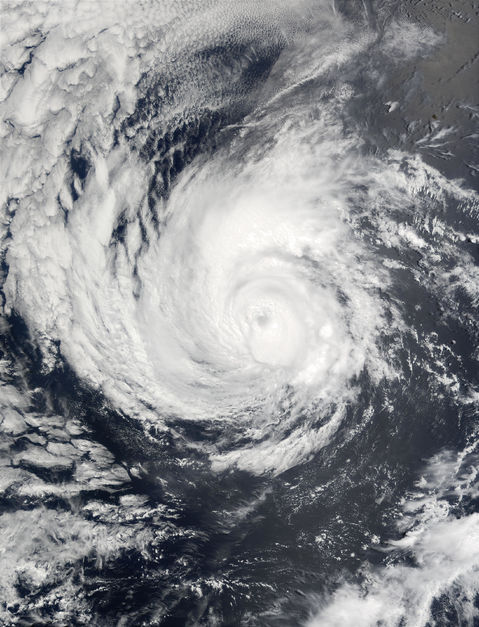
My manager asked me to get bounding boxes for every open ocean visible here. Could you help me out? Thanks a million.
[1,1,478,625]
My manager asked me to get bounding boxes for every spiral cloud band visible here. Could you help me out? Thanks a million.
[2,1,402,474]
[1,0,478,624]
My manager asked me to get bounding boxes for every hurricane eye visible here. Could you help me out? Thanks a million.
[255,312,270,326]
[2,3,476,625]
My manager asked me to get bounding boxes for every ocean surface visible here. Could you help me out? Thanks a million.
[1,1,478,625]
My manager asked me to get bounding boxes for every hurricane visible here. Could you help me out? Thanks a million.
[1,0,478,625]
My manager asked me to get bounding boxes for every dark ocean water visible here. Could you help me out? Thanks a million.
[1,1,478,625]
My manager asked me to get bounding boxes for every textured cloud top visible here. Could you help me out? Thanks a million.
[1,0,478,624]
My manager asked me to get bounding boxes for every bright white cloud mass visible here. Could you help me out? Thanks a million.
[1,1,478,625]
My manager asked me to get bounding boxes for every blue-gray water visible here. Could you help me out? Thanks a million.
[1,1,478,625]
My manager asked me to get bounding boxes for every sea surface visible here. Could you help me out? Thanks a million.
[0,1,478,625]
